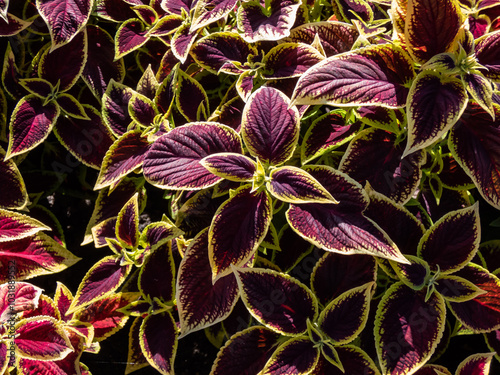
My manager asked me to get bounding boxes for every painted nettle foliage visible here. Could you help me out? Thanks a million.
[2,0,500,374]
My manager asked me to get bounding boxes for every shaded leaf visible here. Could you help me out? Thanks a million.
[262,337,319,375]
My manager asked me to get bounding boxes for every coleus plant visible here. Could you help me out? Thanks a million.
[1,0,500,375]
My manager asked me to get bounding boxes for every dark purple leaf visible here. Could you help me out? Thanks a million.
[0,146,28,209]
[235,267,318,335]
[115,18,149,59]
[139,242,176,303]
[102,79,135,137]
[201,153,256,182]
[190,0,238,31]
[209,187,271,279]
[175,68,209,122]
[143,122,242,190]
[262,337,319,374]
[262,42,324,79]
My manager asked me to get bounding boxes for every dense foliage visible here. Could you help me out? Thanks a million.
[1,0,500,374]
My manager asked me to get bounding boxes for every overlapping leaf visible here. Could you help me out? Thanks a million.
[404,0,464,64]
[0,146,28,209]
[176,228,240,337]
[404,71,468,157]
[237,0,301,43]
[286,165,408,263]
[262,43,324,79]
[292,44,415,108]
[36,0,93,50]
[374,283,446,375]
[0,232,80,282]
[143,122,242,190]
[190,0,238,32]
[234,267,318,336]
[241,86,299,166]
[0,282,42,323]
[201,153,256,182]
[209,186,271,280]
[449,103,500,209]
[102,79,135,137]
[5,95,59,160]
[262,337,319,375]
[475,30,500,82]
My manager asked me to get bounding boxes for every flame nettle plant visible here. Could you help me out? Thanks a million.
[1,0,500,374]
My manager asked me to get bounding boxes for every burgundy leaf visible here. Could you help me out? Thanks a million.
[418,203,480,274]
[5,95,59,160]
[95,129,151,189]
[139,312,179,374]
[143,122,242,190]
[448,264,500,332]
[209,187,271,280]
[283,21,359,57]
[241,86,299,165]
[235,267,318,336]
[190,0,238,31]
[262,42,324,79]
[83,24,126,98]
[211,326,280,375]
[374,283,446,375]
[37,0,93,50]
[139,242,176,303]
[53,104,115,169]
[0,146,29,209]
[262,337,319,374]
[312,345,381,375]
[68,255,131,313]
[456,352,495,375]
[175,68,209,122]
[115,18,149,59]
[201,153,256,182]
[38,29,88,91]
[340,128,426,204]
[176,228,239,336]
[102,79,135,137]
[171,23,199,63]
[292,44,415,108]
[475,30,500,82]
[115,193,140,248]
[311,252,376,307]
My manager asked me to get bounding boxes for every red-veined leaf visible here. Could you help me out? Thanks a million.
[190,0,238,32]
[455,352,495,375]
[0,282,42,323]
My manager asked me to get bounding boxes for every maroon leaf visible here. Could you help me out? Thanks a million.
[340,128,426,204]
[190,0,238,31]
[129,93,157,126]
[363,186,426,256]
[73,292,139,341]
[404,71,467,157]
[286,166,407,263]
[475,30,500,82]
[312,345,381,375]
[374,283,446,375]
[139,242,176,303]
[301,110,358,164]
[83,24,126,98]
[448,264,500,332]
[115,193,140,248]
[404,0,464,63]
[95,129,151,189]
[176,228,239,336]
[292,44,415,108]
[241,86,300,166]
[5,95,59,160]
[102,79,135,137]
[456,352,495,375]
[209,187,271,280]
[175,68,209,122]
[237,0,302,42]
[262,43,324,79]
[38,30,88,91]
[311,252,376,307]
[418,203,480,274]
[68,255,132,313]
[235,267,318,336]
[53,104,115,169]
[211,326,280,375]
[262,337,319,374]
[143,122,242,190]
[191,32,254,75]
[115,18,149,59]
[139,312,179,374]
[201,153,256,182]
[171,23,199,63]
[37,0,93,50]
[283,21,359,57]
[448,104,500,209]
[0,13,31,37]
